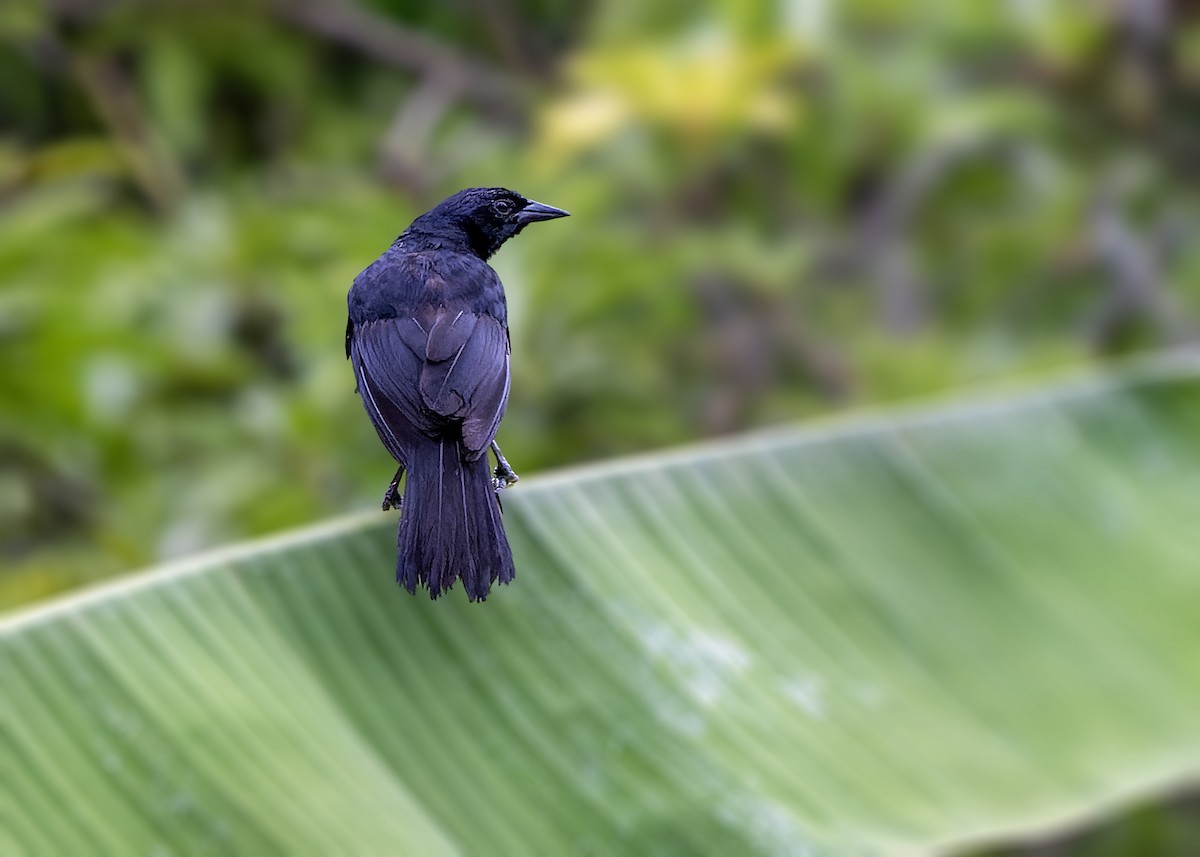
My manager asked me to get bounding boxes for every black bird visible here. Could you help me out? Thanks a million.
[346,187,569,601]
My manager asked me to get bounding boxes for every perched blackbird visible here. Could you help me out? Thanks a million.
[346,188,569,600]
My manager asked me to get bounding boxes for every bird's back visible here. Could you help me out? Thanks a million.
[348,246,508,329]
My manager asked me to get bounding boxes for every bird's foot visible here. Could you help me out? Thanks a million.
[490,441,519,491]
[381,482,404,511]
[489,470,518,489]
[381,466,405,511]
[492,465,519,492]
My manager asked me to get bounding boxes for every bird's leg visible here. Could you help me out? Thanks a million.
[381,465,405,511]
[490,441,519,490]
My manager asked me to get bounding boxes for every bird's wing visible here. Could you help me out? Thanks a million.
[349,317,435,461]
[420,307,511,456]
[351,309,510,459]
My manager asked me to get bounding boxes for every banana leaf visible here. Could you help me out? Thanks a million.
[5,356,1200,856]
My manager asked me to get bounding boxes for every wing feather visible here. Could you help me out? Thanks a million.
[350,312,509,459]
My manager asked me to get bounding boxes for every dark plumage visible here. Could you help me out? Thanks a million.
[346,187,569,600]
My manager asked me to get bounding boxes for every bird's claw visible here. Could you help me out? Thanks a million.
[492,468,519,492]
[381,483,404,511]
[490,440,519,492]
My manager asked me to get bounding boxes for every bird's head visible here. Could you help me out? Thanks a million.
[409,187,570,259]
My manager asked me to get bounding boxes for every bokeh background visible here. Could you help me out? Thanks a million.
[2,0,1197,605]
[4,2,1200,853]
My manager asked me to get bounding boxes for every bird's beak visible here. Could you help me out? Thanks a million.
[515,200,570,224]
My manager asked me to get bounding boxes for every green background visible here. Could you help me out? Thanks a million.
[3,1,1200,852]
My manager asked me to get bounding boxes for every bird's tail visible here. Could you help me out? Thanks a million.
[396,439,515,601]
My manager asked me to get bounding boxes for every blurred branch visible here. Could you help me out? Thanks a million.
[1085,185,1197,350]
[377,76,456,197]
[693,274,851,434]
[43,0,536,118]
[818,149,947,335]
[28,8,187,213]
[273,0,529,117]
[71,51,187,214]
[821,140,1018,336]
[466,0,547,76]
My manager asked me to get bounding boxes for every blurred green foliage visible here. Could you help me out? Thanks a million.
[2,0,1199,607]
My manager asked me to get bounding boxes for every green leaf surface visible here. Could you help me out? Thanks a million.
[5,357,1200,856]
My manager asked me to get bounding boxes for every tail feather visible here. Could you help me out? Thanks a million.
[396,439,515,601]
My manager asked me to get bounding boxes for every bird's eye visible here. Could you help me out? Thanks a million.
[493,199,515,216]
